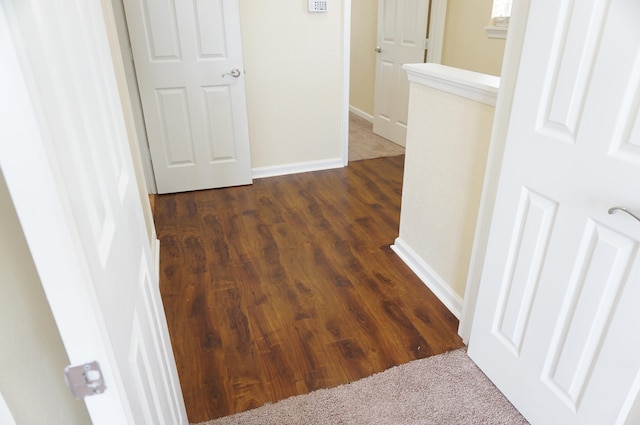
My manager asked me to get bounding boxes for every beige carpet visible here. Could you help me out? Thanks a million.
[195,349,529,425]
[349,113,405,162]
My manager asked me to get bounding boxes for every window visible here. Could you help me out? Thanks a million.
[485,0,512,38]
[491,0,512,25]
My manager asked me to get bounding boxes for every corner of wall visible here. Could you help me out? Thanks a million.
[391,238,464,318]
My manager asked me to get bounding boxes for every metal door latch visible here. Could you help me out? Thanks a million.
[222,68,241,78]
[64,361,106,399]
[608,206,640,223]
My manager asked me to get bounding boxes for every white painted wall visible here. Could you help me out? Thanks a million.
[238,0,345,171]
[0,172,91,425]
[394,66,497,316]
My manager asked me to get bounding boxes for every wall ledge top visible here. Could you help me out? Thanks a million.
[403,63,500,106]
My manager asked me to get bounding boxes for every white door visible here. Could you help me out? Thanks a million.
[373,0,429,147]
[468,0,640,424]
[124,0,252,194]
[0,2,187,424]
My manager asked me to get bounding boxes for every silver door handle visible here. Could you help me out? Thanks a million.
[375,46,382,53]
[608,206,640,223]
[222,68,241,78]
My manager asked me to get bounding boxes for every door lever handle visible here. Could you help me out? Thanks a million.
[608,206,640,223]
[222,68,241,78]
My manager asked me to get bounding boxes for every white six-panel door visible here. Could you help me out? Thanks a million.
[373,0,429,147]
[468,0,640,423]
[124,0,252,194]
[0,1,187,423]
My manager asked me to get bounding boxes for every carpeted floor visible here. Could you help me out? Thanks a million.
[349,113,405,162]
[195,349,529,425]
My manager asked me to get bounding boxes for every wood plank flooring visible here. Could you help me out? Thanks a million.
[154,155,464,423]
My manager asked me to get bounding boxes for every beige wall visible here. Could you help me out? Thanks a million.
[239,1,345,169]
[399,82,495,300]
[441,0,506,76]
[349,0,378,117]
[0,172,91,425]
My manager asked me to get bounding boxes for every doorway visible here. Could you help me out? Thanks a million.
[346,0,447,159]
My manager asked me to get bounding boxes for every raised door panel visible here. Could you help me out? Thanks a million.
[203,86,237,161]
[142,0,181,61]
[156,88,197,167]
[193,0,227,59]
[543,221,637,409]
[400,0,423,47]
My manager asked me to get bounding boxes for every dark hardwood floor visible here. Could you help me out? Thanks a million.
[154,155,464,423]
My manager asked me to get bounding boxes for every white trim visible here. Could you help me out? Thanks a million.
[404,63,500,106]
[458,0,531,343]
[485,25,508,39]
[252,157,344,180]
[349,105,374,122]
[426,0,447,64]
[110,0,157,194]
[341,0,352,167]
[391,238,463,319]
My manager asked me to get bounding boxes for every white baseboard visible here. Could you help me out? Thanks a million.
[349,105,374,122]
[390,237,463,319]
[252,157,344,180]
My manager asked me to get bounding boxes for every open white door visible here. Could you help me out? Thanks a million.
[468,0,640,424]
[372,0,429,147]
[0,1,187,424]
[123,0,252,194]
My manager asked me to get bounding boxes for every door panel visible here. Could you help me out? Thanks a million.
[157,88,196,166]
[194,0,227,57]
[144,0,181,60]
[469,0,640,423]
[203,86,236,160]
[125,0,252,193]
[373,0,429,147]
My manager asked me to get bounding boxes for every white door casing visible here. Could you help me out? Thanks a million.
[124,0,252,194]
[468,0,640,424]
[0,1,187,424]
[373,0,429,147]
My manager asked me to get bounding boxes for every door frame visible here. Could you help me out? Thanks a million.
[457,0,531,342]
[110,0,158,194]
[341,0,447,165]
[341,0,352,165]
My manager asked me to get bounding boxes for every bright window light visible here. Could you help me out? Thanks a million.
[491,0,512,26]
[492,0,512,17]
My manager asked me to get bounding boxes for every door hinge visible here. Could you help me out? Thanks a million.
[424,38,430,50]
[64,361,106,399]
